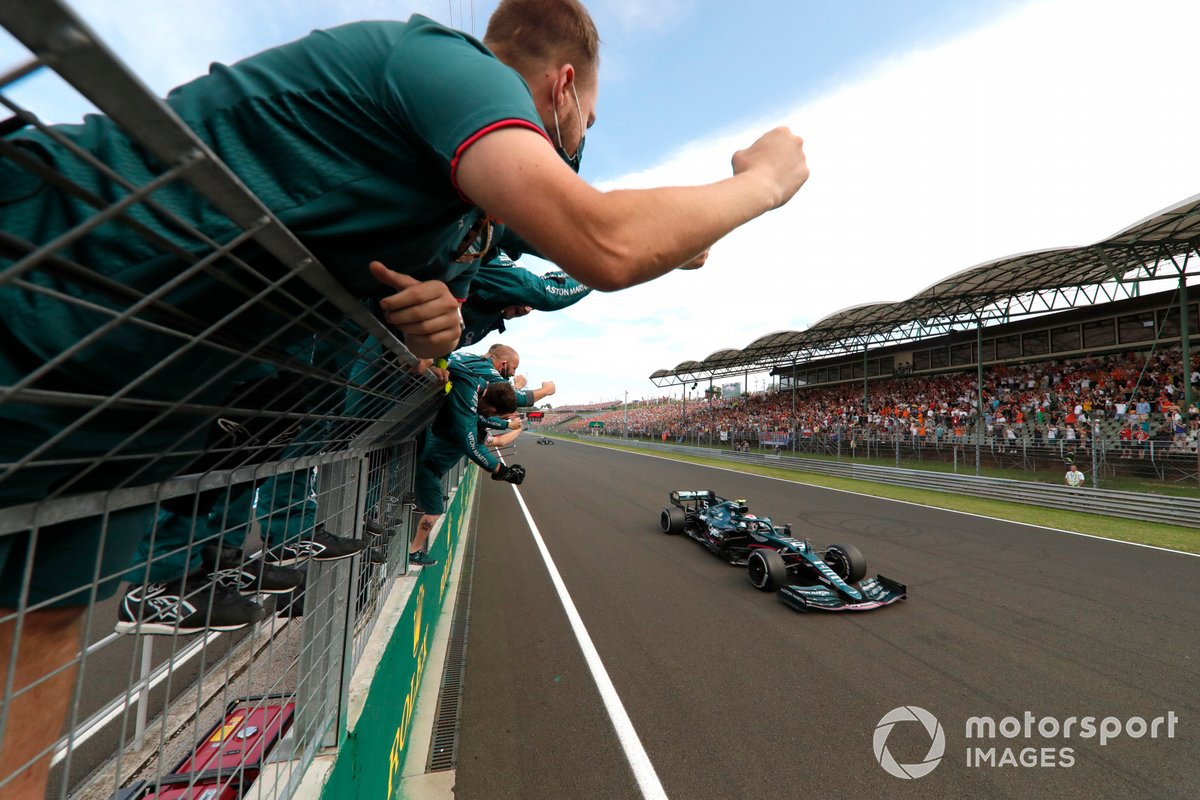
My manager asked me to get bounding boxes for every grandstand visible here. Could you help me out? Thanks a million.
[619,195,1200,486]
[549,400,623,413]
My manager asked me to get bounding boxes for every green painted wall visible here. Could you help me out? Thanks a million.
[320,465,477,799]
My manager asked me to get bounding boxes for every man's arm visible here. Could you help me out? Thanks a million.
[527,381,555,403]
[455,127,808,291]
[487,428,522,449]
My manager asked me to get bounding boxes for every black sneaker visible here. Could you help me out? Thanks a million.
[368,546,387,565]
[115,572,267,635]
[275,588,305,620]
[203,545,305,595]
[262,524,367,566]
[364,518,397,539]
[408,551,437,567]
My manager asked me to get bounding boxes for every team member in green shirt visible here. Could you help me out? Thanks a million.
[459,249,593,349]
[409,345,541,565]
[410,377,524,568]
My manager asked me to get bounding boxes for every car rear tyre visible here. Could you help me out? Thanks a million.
[660,507,686,534]
[747,549,787,591]
[824,543,867,583]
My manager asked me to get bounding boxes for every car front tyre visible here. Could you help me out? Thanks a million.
[824,543,867,583]
[747,549,788,591]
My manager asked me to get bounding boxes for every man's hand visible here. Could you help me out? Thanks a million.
[513,375,529,389]
[371,261,462,357]
[539,381,556,397]
[411,358,448,382]
[491,463,526,485]
[507,417,523,432]
[678,250,709,270]
[731,127,809,210]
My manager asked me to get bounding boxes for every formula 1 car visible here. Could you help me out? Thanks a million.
[536,437,554,445]
[659,490,906,612]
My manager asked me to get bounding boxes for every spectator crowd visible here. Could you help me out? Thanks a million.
[565,348,1200,457]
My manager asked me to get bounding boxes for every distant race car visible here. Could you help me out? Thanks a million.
[536,437,554,445]
[659,490,906,612]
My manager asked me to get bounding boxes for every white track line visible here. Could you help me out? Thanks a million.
[566,438,1200,559]
[508,482,669,800]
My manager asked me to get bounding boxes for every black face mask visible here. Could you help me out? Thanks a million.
[557,135,585,173]
[552,83,586,173]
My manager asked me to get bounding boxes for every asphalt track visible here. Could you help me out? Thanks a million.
[456,438,1199,800]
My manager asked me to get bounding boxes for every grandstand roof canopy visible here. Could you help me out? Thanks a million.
[652,193,1200,384]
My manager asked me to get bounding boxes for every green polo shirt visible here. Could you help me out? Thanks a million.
[459,249,593,348]
[427,357,511,474]
[0,16,548,404]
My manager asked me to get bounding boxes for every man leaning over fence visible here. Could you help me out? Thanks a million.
[412,379,524,568]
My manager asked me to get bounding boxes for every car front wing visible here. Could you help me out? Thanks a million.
[777,575,907,612]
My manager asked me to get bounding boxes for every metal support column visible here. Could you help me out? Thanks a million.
[681,383,687,432]
[976,322,984,477]
[790,360,797,418]
[1181,275,1193,412]
[862,348,869,412]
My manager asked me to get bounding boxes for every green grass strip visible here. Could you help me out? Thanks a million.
[561,436,1200,555]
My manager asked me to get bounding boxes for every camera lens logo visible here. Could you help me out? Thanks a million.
[873,706,945,779]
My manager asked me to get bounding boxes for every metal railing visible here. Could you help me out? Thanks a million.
[0,3,457,798]
[567,436,1200,530]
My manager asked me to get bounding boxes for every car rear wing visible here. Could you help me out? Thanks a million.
[669,489,719,509]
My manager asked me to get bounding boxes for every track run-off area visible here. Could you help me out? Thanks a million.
[453,438,1198,800]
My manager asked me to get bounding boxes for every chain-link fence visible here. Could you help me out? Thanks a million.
[0,2,460,797]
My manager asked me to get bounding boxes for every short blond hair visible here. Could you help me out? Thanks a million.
[484,0,601,86]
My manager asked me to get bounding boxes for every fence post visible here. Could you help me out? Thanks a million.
[133,638,153,749]
[297,456,364,751]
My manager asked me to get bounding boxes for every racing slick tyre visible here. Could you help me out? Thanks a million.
[660,507,686,534]
[746,549,788,592]
[824,543,867,583]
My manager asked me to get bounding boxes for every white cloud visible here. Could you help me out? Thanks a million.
[505,0,1200,405]
[593,0,694,34]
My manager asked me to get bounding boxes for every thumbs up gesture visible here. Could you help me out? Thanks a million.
[371,261,462,357]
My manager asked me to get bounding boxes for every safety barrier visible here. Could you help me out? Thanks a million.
[568,436,1200,529]
[0,3,465,798]
[305,465,478,800]
[603,426,1200,486]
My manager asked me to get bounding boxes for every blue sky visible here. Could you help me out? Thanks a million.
[2,0,1198,405]
[554,0,1019,182]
